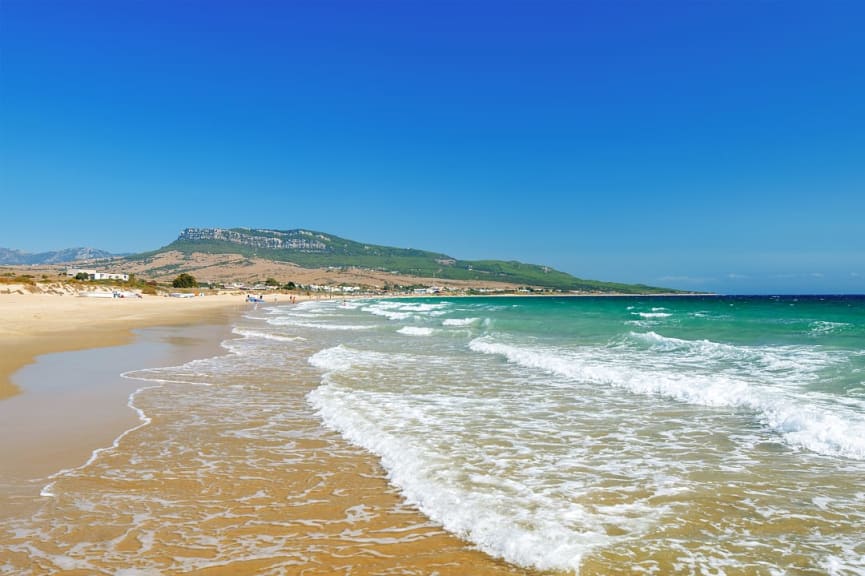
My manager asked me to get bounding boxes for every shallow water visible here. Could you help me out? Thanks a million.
[0,313,525,575]
[304,297,865,574]
[2,296,864,574]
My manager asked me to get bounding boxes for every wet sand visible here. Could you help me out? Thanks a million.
[0,324,234,496]
[0,295,242,525]
[0,293,247,400]
[0,295,535,575]
[0,293,245,517]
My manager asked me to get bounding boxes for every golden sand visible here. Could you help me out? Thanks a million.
[0,292,534,575]
[0,292,247,520]
[0,292,249,400]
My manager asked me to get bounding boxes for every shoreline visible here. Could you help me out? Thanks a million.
[0,293,533,574]
[0,294,248,520]
[0,293,253,401]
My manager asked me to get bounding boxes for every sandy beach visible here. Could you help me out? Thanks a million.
[0,292,249,400]
[0,292,530,575]
[0,293,247,515]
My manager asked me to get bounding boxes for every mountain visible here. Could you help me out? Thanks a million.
[137,227,677,293]
[0,247,116,265]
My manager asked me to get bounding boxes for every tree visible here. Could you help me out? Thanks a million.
[282,281,296,290]
[265,277,280,287]
[172,273,197,288]
[74,272,90,281]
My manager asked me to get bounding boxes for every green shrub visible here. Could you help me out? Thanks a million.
[172,273,197,288]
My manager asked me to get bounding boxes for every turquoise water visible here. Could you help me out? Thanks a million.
[299,296,865,573]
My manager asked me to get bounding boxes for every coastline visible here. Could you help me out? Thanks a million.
[0,293,247,521]
[0,293,534,574]
[0,293,249,400]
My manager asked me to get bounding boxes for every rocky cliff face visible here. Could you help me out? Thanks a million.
[178,228,329,252]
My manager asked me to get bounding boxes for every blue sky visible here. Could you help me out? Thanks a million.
[1,1,863,294]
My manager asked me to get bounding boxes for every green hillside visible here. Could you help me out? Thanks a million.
[137,227,678,293]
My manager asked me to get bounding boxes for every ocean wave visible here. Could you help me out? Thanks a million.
[308,345,407,373]
[625,331,845,374]
[809,321,851,335]
[397,326,434,336]
[270,320,375,331]
[232,328,306,342]
[363,301,450,321]
[469,336,865,460]
[627,331,753,359]
[309,345,361,373]
[442,317,480,327]
[633,312,672,319]
[370,310,415,321]
[308,384,621,571]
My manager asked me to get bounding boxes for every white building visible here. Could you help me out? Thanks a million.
[66,268,129,282]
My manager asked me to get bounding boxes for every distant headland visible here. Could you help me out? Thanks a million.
[2,227,694,296]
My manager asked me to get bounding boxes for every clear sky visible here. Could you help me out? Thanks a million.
[1,1,863,294]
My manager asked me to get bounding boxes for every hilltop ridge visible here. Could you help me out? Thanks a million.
[131,227,677,294]
[2,228,686,294]
[0,247,116,265]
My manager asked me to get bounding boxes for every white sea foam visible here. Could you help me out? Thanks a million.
[306,342,683,572]
[442,317,480,327]
[308,345,408,374]
[232,328,305,342]
[273,320,374,331]
[397,326,434,336]
[627,331,841,373]
[369,309,414,321]
[469,335,865,460]
[309,385,616,571]
[810,321,850,335]
[634,312,672,319]
[363,301,450,321]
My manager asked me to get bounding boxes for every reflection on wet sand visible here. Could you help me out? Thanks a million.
[0,322,531,575]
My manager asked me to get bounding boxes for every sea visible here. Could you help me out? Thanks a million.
[2,295,864,575]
